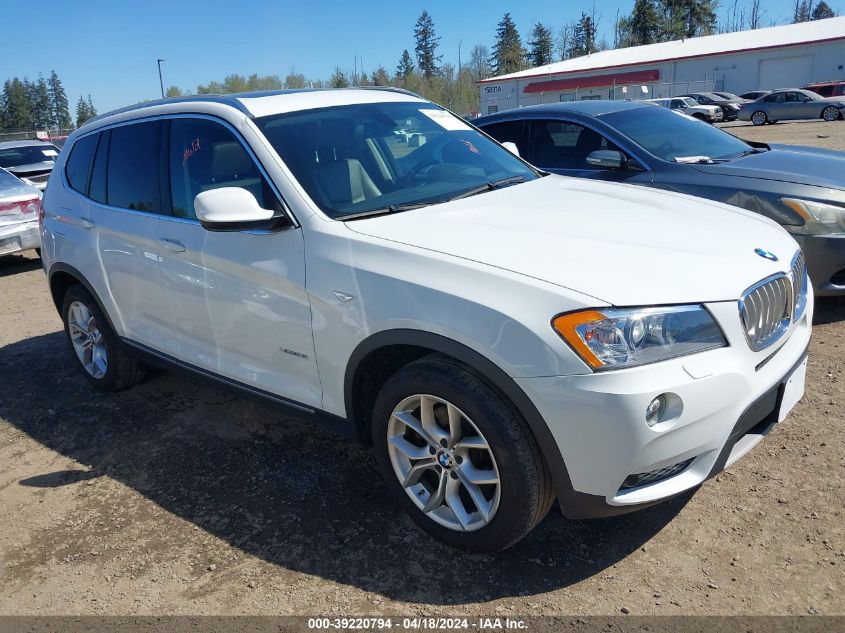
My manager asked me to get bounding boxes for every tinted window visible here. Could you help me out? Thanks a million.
[65,134,98,195]
[107,121,162,212]
[599,106,749,162]
[89,131,109,204]
[256,102,536,219]
[0,144,60,168]
[480,120,525,155]
[169,118,278,220]
[529,120,619,169]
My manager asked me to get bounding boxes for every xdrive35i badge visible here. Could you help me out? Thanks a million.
[754,248,778,262]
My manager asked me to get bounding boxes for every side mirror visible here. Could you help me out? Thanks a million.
[194,187,275,232]
[501,141,520,157]
[586,149,626,169]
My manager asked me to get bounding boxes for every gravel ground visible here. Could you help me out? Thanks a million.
[0,121,843,617]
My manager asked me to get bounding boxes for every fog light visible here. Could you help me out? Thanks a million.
[645,395,666,427]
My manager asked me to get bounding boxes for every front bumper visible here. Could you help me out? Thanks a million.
[792,233,845,296]
[0,220,40,255]
[516,299,812,519]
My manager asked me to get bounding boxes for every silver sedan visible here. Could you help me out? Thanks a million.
[739,89,845,125]
[0,168,42,258]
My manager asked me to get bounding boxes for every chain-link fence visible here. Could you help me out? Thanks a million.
[0,129,74,144]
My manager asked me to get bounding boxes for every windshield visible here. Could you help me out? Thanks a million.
[0,144,59,168]
[255,101,537,219]
[600,106,750,161]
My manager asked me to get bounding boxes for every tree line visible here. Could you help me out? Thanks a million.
[5,0,837,130]
[1,70,99,133]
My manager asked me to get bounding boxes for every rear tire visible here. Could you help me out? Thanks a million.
[751,110,767,126]
[372,355,554,552]
[61,284,145,391]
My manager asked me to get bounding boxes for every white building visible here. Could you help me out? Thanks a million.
[478,16,845,115]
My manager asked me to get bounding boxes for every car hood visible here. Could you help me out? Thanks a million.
[345,176,797,306]
[692,146,845,190]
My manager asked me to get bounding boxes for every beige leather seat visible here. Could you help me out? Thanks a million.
[315,158,382,207]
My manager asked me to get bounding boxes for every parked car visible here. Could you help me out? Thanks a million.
[646,97,723,123]
[0,140,61,190]
[803,80,845,98]
[476,100,845,296]
[712,91,751,104]
[42,89,811,552]
[739,90,771,101]
[0,167,41,258]
[679,92,743,121]
[740,89,845,125]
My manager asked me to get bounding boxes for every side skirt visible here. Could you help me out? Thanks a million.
[121,338,360,444]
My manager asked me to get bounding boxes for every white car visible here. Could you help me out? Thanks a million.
[0,167,42,257]
[647,97,723,123]
[40,88,811,552]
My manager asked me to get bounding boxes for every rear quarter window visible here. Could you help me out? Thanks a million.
[106,121,163,212]
[65,134,98,195]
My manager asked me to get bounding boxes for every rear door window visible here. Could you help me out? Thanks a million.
[480,120,526,155]
[65,134,98,195]
[107,121,164,213]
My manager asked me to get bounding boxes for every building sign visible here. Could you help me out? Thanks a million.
[483,84,503,95]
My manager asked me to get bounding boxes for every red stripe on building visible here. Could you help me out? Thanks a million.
[523,69,661,94]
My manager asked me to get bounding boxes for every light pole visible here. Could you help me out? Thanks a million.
[157,58,165,98]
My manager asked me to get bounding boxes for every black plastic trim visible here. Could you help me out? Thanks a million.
[121,339,358,443]
[47,263,119,335]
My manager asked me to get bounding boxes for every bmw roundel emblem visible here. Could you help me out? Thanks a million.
[754,248,778,262]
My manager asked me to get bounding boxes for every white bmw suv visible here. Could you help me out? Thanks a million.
[40,88,811,552]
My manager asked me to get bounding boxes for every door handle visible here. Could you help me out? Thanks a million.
[79,217,95,230]
[159,238,186,253]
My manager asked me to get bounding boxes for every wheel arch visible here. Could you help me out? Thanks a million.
[344,328,581,509]
[48,263,119,335]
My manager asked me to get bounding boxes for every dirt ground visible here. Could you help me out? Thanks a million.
[0,120,843,617]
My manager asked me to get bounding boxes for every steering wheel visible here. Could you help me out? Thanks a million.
[398,161,439,186]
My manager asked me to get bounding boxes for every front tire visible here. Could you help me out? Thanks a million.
[822,106,840,122]
[372,356,554,552]
[751,110,767,126]
[61,285,145,391]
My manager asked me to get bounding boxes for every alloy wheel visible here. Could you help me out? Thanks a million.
[751,111,767,126]
[822,106,839,122]
[386,394,501,532]
[67,300,108,379]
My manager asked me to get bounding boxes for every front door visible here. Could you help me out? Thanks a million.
[526,119,654,184]
[156,116,322,408]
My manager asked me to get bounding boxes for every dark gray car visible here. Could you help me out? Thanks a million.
[476,100,845,296]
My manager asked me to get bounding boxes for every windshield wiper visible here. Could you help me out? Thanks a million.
[447,175,527,201]
[733,146,770,159]
[338,201,432,221]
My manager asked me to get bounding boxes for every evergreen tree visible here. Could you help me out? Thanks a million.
[491,13,526,75]
[31,76,52,128]
[329,67,349,88]
[569,12,597,57]
[660,0,718,38]
[811,1,836,19]
[48,70,71,129]
[414,10,441,79]
[793,0,812,21]
[165,85,182,97]
[371,66,390,86]
[2,78,32,131]
[87,94,97,118]
[627,0,661,46]
[396,49,415,81]
[75,95,90,127]
[527,23,555,67]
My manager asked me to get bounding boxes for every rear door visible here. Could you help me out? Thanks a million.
[155,116,321,407]
[525,119,653,184]
[88,121,171,350]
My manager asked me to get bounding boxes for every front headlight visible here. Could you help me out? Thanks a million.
[552,305,727,371]
[781,198,845,233]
